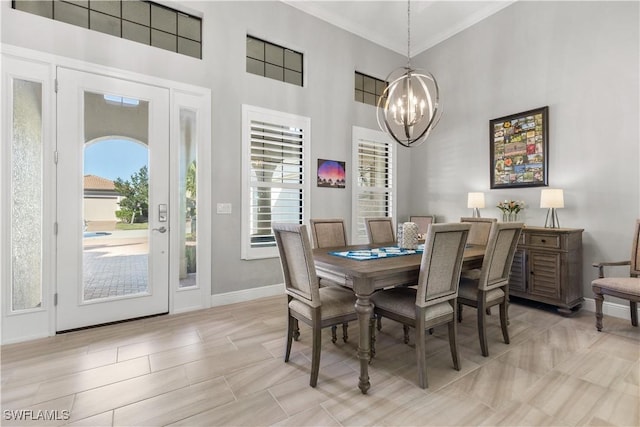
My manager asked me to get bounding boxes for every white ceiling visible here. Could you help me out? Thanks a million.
[283,1,515,56]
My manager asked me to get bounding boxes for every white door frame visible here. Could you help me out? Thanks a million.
[0,44,212,343]
[56,68,171,331]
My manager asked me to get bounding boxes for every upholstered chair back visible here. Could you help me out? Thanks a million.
[631,219,640,276]
[365,217,395,244]
[273,223,321,308]
[460,217,498,247]
[310,218,348,249]
[477,222,523,291]
[415,223,471,308]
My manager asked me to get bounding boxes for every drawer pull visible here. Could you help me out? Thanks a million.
[541,239,546,243]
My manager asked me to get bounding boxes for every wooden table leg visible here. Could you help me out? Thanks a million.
[354,292,372,394]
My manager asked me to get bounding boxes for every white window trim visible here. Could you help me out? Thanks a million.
[351,126,397,244]
[241,105,311,260]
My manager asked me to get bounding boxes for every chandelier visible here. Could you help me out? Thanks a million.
[377,0,441,148]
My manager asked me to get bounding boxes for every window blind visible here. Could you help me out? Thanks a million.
[242,106,310,259]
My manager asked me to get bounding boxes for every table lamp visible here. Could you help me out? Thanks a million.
[540,189,564,228]
[467,192,485,218]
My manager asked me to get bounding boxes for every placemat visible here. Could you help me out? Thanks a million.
[329,245,424,261]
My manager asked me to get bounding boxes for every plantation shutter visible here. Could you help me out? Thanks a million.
[354,137,394,242]
[242,105,310,259]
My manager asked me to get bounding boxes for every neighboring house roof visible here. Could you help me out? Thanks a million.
[84,175,115,191]
[84,175,120,198]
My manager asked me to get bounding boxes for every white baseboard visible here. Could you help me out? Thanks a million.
[582,297,639,320]
[210,283,284,307]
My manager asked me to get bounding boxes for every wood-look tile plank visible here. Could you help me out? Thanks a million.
[268,361,357,416]
[583,389,640,427]
[116,330,202,361]
[553,349,634,389]
[479,401,571,427]
[68,366,189,422]
[3,348,117,388]
[496,340,574,376]
[524,372,609,426]
[112,377,235,426]
[167,390,287,426]
[225,353,310,397]
[271,405,341,427]
[444,358,541,410]
[587,333,640,362]
[32,356,150,404]
[148,339,234,372]
[184,344,274,384]
[65,411,113,426]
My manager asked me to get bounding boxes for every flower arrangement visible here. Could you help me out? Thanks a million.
[496,200,525,214]
[497,200,525,222]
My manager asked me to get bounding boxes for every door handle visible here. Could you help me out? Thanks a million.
[152,226,167,233]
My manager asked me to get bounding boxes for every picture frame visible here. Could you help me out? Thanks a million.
[317,159,346,188]
[490,106,549,189]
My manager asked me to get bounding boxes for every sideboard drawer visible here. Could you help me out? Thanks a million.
[527,233,561,249]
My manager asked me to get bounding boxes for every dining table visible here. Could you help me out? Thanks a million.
[312,243,486,394]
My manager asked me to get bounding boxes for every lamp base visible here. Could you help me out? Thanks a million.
[472,208,481,218]
[544,208,560,228]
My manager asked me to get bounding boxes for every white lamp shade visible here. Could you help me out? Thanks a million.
[540,189,564,208]
[467,192,485,209]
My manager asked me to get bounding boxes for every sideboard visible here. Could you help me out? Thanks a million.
[508,226,584,314]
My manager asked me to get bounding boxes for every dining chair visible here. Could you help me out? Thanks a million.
[591,219,640,331]
[457,222,523,357]
[371,223,471,388]
[309,218,351,343]
[409,215,435,237]
[310,218,348,249]
[273,223,358,387]
[365,217,395,244]
[460,217,499,316]
[460,217,497,247]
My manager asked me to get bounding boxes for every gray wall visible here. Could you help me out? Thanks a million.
[1,1,411,295]
[3,1,637,301]
[409,1,640,301]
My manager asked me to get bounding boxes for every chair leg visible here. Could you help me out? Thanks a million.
[310,319,322,387]
[331,325,337,344]
[457,303,463,323]
[285,314,294,362]
[416,318,427,389]
[403,325,410,344]
[594,290,604,332]
[448,319,460,371]
[499,300,510,345]
[377,316,382,331]
[342,322,349,342]
[293,318,300,341]
[630,301,638,327]
[486,307,492,315]
[477,299,489,357]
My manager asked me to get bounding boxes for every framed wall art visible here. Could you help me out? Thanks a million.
[317,159,346,188]
[490,106,549,189]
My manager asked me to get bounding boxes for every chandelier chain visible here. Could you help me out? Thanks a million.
[406,0,411,67]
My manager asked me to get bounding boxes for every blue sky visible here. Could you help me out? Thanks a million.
[84,139,148,181]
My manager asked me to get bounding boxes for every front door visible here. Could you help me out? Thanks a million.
[56,68,170,331]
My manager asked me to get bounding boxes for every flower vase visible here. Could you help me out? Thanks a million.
[502,212,509,222]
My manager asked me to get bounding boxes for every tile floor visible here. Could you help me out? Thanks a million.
[1,296,638,426]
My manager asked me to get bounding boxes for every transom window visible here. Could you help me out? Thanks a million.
[246,36,303,87]
[13,0,202,59]
[355,71,387,107]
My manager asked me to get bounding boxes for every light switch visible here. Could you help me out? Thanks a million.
[216,203,232,214]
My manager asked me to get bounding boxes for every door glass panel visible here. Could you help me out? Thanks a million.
[179,109,197,288]
[11,79,43,311]
[83,91,150,301]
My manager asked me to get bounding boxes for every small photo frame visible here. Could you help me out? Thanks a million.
[490,106,549,189]
[317,159,346,188]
